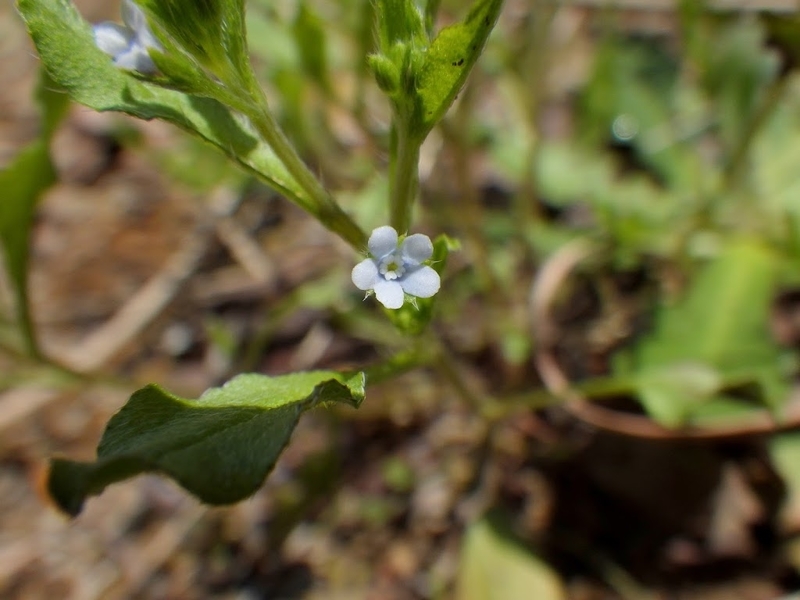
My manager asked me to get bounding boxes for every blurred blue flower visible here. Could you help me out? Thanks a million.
[352,226,441,309]
[93,0,161,74]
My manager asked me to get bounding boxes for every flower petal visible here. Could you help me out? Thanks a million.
[351,259,380,291]
[368,226,398,258]
[399,266,440,298]
[114,47,156,73]
[401,233,433,265]
[93,22,134,57]
[122,0,148,33]
[374,280,404,309]
[122,0,162,51]
[137,26,162,53]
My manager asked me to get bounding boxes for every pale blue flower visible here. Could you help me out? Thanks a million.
[352,226,441,309]
[93,0,161,74]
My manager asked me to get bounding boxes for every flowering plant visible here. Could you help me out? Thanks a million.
[15,0,502,513]
[9,0,800,594]
[352,226,440,309]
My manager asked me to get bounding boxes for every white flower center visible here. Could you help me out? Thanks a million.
[378,253,406,281]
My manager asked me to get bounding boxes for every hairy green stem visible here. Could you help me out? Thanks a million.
[248,105,367,249]
[218,76,368,251]
[389,124,421,234]
[362,344,436,384]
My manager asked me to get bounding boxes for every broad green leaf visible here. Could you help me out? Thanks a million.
[48,371,365,516]
[17,0,312,212]
[615,240,790,426]
[0,69,69,356]
[457,513,567,600]
[413,0,503,136]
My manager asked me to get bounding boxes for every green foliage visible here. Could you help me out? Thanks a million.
[0,69,68,356]
[372,0,504,140]
[48,372,365,515]
[457,513,566,600]
[138,0,254,92]
[17,0,311,210]
[413,0,503,137]
[613,241,789,427]
[292,3,331,92]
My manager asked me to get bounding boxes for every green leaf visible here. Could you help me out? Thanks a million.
[0,69,69,356]
[615,240,790,426]
[634,363,723,428]
[48,371,365,516]
[138,0,252,88]
[17,0,313,212]
[457,513,567,600]
[412,0,503,136]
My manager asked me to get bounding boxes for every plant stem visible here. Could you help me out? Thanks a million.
[362,343,436,384]
[245,98,368,250]
[389,124,421,234]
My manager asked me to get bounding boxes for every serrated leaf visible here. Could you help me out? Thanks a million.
[48,371,365,516]
[0,69,68,356]
[17,0,312,212]
[457,513,567,600]
[413,0,503,136]
[615,240,790,426]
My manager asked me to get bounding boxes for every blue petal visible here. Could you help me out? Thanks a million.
[351,259,380,291]
[122,0,162,51]
[115,46,158,73]
[122,0,148,34]
[368,226,398,258]
[94,22,134,57]
[401,233,433,265]
[374,280,404,309]
[399,266,440,298]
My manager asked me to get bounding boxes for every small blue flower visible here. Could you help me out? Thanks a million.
[352,226,441,309]
[93,0,161,74]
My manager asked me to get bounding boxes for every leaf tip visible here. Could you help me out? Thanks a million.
[46,458,91,517]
